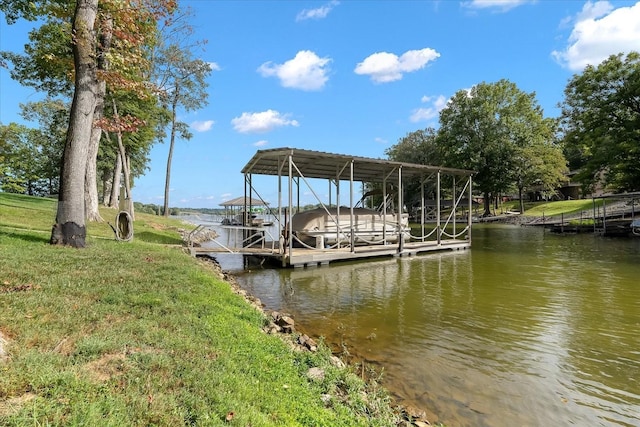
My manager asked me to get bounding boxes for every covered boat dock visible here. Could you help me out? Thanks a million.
[197,148,474,267]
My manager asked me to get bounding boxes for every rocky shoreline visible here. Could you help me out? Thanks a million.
[194,254,436,427]
[176,219,439,425]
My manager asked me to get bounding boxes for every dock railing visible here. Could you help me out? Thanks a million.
[206,224,279,254]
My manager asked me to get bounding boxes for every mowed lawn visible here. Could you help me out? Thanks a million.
[0,193,399,426]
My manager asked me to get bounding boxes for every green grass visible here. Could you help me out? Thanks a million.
[499,199,603,217]
[0,193,400,426]
[519,199,602,216]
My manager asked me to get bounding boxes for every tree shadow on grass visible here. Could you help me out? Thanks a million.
[0,228,50,244]
[134,231,183,245]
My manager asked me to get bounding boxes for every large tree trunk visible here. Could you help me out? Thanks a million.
[51,0,98,247]
[518,186,525,214]
[483,191,491,217]
[85,125,103,221]
[85,14,112,222]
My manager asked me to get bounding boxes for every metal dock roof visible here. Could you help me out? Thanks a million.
[241,147,473,182]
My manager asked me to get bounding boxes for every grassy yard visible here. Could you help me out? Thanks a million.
[502,199,602,217]
[0,193,400,426]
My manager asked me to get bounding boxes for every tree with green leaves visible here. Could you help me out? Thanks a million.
[2,0,177,246]
[560,51,640,193]
[154,43,211,217]
[385,127,442,207]
[512,118,567,213]
[48,0,100,246]
[385,127,441,166]
[20,98,68,195]
[437,79,562,216]
[1,0,102,221]
[99,91,162,209]
[0,123,41,194]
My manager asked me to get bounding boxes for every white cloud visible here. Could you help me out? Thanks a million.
[410,95,448,122]
[374,137,388,145]
[191,120,215,132]
[575,0,614,21]
[258,50,331,91]
[462,0,531,12]
[253,140,268,147]
[207,62,221,71]
[231,110,299,134]
[296,0,339,21]
[354,48,440,83]
[552,1,640,71]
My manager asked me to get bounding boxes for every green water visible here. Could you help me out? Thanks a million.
[229,225,640,426]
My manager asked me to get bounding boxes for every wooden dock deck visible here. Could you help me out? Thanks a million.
[189,238,470,268]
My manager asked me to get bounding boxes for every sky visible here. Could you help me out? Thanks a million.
[2,0,640,208]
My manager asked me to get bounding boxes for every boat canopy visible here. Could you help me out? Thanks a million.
[241,147,473,184]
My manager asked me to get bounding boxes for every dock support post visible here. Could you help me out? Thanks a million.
[437,171,441,245]
[452,176,456,238]
[420,179,425,240]
[603,199,607,235]
[398,166,404,253]
[288,153,294,258]
[592,198,596,233]
[383,176,388,243]
[350,160,355,252]
[468,175,473,242]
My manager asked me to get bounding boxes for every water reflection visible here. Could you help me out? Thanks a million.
[224,225,640,426]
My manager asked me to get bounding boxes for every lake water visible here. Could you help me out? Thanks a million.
[207,223,640,427]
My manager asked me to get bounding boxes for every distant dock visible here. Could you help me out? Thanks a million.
[529,191,639,238]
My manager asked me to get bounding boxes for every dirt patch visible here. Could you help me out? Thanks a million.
[0,331,8,362]
[52,337,75,355]
[146,222,167,231]
[83,353,127,382]
[0,393,36,417]
[1,281,41,294]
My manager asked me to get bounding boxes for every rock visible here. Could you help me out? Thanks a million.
[329,355,345,369]
[264,322,282,335]
[276,315,294,327]
[320,394,332,406]
[298,334,318,352]
[275,315,295,333]
[400,404,432,426]
[404,405,426,420]
[307,367,325,381]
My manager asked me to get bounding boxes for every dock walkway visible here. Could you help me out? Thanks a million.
[189,237,470,268]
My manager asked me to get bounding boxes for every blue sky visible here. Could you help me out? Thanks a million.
[2,0,640,208]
